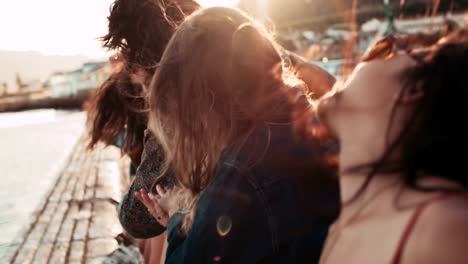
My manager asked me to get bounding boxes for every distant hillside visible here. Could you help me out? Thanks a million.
[0,50,102,92]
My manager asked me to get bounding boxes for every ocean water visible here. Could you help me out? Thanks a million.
[0,109,86,261]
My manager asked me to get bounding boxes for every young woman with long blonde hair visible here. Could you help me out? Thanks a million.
[137,7,340,263]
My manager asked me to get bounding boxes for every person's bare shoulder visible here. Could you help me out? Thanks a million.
[404,193,468,264]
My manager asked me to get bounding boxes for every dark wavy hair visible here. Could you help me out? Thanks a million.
[88,0,200,165]
[353,30,468,198]
[101,0,200,71]
[385,30,468,189]
[88,70,148,165]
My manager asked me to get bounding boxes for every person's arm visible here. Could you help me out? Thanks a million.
[118,131,168,238]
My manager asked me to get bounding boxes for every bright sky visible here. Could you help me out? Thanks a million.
[0,0,238,59]
[0,0,114,58]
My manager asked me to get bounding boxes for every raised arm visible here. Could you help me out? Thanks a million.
[288,52,336,99]
[118,130,168,238]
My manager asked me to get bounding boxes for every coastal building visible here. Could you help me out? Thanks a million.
[48,72,72,98]
[24,80,43,92]
[361,13,467,35]
[1,82,8,96]
[297,13,467,77]
[47,61,110,98]
[77,62,112,91]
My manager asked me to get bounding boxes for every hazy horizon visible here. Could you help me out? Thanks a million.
[0,0,114,58]
[0,0,240,58]
[0,0,240,89]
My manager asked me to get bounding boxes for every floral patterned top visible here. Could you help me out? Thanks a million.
[118,130,172,238]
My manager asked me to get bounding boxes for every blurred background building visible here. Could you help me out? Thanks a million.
[235,0,468,76]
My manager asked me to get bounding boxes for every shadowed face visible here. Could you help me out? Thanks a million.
[321,53,416,132]
[317,52,419,159]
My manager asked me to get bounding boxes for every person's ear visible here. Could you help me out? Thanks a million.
[398,84,424,104]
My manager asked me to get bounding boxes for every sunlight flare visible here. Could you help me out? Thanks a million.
[197,0,239,7]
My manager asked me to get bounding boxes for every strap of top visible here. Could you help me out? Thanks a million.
[390,192,462,264]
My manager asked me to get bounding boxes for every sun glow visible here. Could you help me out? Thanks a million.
[0,0,113,58]
[197,0,239,7]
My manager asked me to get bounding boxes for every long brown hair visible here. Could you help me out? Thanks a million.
[88,0,200,165]
[88,69,148,164]
[149,7,300,232]
[101,0,200,71]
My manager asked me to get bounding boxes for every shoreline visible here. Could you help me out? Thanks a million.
[0,90,94,113]
[3,135,131,264]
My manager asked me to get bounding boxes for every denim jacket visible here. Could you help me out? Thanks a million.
[165,123,340,263]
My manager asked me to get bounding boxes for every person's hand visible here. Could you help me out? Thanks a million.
[135,185,172,227]
[288,52,336,99]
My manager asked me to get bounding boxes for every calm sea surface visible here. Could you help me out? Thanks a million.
[0,109,85,261]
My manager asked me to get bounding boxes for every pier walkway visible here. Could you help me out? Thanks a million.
[4,136,131,264]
